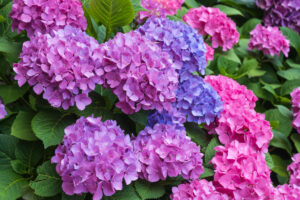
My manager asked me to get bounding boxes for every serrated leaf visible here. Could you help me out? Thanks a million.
[265,153,274,169]
[205,137,220,165]
[0,135,18,170]
[10,160,27,175]
[270,154,289,177]
[277,68,300,80]
[30,161,62,197]
[11,111,37,141]
[291,133,300,153]
[214,4,243,16]
[32,111,75,148]
[0,85,28,104]
[280,79,300,96]
[270,130,292,155]
[135,180,165,200]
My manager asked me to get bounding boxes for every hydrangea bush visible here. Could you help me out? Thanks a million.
[0,0,300,200]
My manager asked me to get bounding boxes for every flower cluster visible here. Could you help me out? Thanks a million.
[248,24,290,57]
[211,140,273,199]
[147,109,186,130]
[274,184,300,200]
[0,100,7,119]
[133,124,204,182]
[264,0,300,34]
[10,0,87,37]
[52,116,140,200]
[205,43,214,62]
[288,153,300,186]
[205,75,272,153]
[256,0,276,10]
[291,87,300,134]
[183,6,240,51]
[13,26,103,110]
[170,179,229,200]
[140,0,185,17]
[97,31,178,114]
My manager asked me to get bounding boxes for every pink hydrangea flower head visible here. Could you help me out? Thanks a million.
[141,0,185,17]
[291,87,300,133]
[211,141,273,199]
[133,124,204,182]
[183,6,240,51]
[274,184,300,200]
[249,24,290,57]
[97,31,178,114]
[0,100,7,119]
[13,26,103,110]
[170,179,229,200]
[205,43,214,62]
[10,0,87,37]
[288,153,300,186]
[51,116,140,200]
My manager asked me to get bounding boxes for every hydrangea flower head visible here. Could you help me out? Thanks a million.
[137,17,207,75]
[170,179,229,200]
[249,24,290,57]
[147,108,186,129]
[211,140,273,199]
[291,87,300,133]
[183,6,240,51]
[274,184,300,200]
[97,31,178,114]
[205,43,214,61]
[256,0,276,10]
[141,0,185,17]
[10,0,87,37]
[0,100,7,119]
[288,153,300,186]
[133,124,204,182]
[176,73,223,125]
[52,116,140,200]
[13,26,103,110]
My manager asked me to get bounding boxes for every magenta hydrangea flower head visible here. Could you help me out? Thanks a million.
[256,0,276,10]
[13,26,103,110]
[291,87,300,134]
[97,31,178,114]
[274,184,300,200]
[133,124,204,182]
[0,100,7,119]
[211,140,273,199]
[51,116,140,200]
[205,43,214,62]
[10,0,87,37]
[183,6,240,51]
[137,17,207,75]
[170,179,229,200]
[140,0,185,17]
[249,24,290,57]
[288,153,300,186]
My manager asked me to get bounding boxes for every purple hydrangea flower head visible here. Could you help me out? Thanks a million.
[52,116,140,200]
[0,100,7,119]
[13,26,103,110]
[137,17,207,75]
[291,87,300,134]
[288,153,300,186]
[133,124,204,182]
[170,179,229,200]
[264,0,300,34]
[175,72,223,125]
[147,108,186,129]
[256,0,276,10]
[97,31,178,114]
[10,0,87,37]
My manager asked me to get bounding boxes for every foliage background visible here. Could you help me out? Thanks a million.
[0,0,300,199]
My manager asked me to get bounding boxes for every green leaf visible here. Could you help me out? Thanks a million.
[291,133,300,153]
[214,4,243,16]
[265,153,274,169]
[270,130,292,155]
[129,110,148,126]
[200,167,214,179]
[0,85,28,104]
[275,105,293,120]
[30,161,62,197]
[0,135,18,170]
[32,110,75,148]
[205,137,220,165]
[280,79,300,96]
[185,123,211,148]
[286,59,300,69]
[0,169,28,200]
[0,37,21,63]
[131,0,145,15]
[0,2,13,36]
[240,18,261,38]
[277,68,300,80]
[265,109,292,136]
[88,0,135,40]
[103,185,140,200]
[135,180,165,200]
[281,27,300,55]
[184,0,200,8]
[10,160,27,175]
[270,154,289,177]
[11,111,37,141]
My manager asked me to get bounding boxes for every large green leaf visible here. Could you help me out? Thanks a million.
[270,154,290,177]
[270,130,292,155]
[265,153,274,169]
[204,137,220,166]
[32,110,75,148]
[103,185,140,200]
[214,4,243,16]
[0,85,28,104]
[291,133,300,153]
[0,135,18,170]
[281,27,300,55]
[265,109,292,136]
[200,167,214,179]
[280,79,300,96]
[239,18,261,38]
[88,0,135,40]
[0,37,21,63]
[11,111,37,141]
[185,123,211,148]
[277,68,300,80]
[30,161,62,197]
[135,180,165,200]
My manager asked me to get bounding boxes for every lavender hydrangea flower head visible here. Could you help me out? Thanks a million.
[0,100,7,119]
[97,31,178,114]
[52,116,140,200]
[13,26,103,110]
[133,124,204,182]
[137,17,207,75]
[264,0,300,34]
[147,108,186,129]
[256,0,276,10]
[10,0,87,37]
[139,0,185,18]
